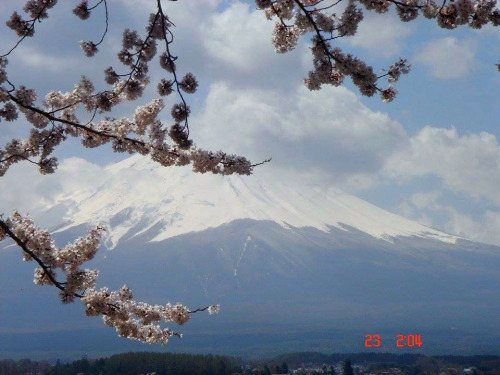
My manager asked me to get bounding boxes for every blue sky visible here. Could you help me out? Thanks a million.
[1,0,500,245]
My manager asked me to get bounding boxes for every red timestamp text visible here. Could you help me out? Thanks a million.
[364,334,422,348]
[364,334,381,347]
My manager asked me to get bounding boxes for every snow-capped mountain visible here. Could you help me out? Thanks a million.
[2,154,500,358]
[53,154,457,249]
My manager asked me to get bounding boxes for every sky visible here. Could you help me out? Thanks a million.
[1,0,500,246]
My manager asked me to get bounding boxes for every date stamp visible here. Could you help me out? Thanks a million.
[365,334,422,348]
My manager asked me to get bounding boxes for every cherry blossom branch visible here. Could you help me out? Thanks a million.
[0,212,220,344]
[156,0,192,136]
[1,0,57,58]
[1,83,267,176]
[0,1,271,178]
[257,0,499,101]
[73,0,110,48]
[94,0,109,47]
[0,219,69,294]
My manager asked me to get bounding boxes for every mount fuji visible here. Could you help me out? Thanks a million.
[1,154,500,358]
[51,154,458,247]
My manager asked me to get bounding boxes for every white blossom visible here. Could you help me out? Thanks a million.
[134,99,165,135]
[381,86,398,103]
[255,0,273,9]
[272,23,300,53]
[179,73,198,94]
[208,304,221,315]
[73,1,90,20]
[157,79,174,96]
[0,103,18,121]
[79,41,98,57]
[104,67,119,85]
[159,52,176,72]
[171,103,190,122]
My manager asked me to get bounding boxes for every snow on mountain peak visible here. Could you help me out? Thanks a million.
[53,154,458,248]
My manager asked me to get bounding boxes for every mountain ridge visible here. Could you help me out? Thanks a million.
[50,154,459,249]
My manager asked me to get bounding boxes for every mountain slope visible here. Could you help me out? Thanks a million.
[52,154,458,249]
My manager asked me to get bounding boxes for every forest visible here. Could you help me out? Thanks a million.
[0,352,241,375]
[1,352,500,375]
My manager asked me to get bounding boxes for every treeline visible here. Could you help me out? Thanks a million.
[0,352,241,375]
[0,359,51,375]
[269,352,500,367]
[51,352,241,375]
[2,352,500,375]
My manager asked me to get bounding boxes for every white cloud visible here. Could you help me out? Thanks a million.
[385,126,500,205]
[414,37,477,79]
[391,193,500,244]
[335,173,384,192]
[197,2,309,90]
[442,206,485,241]
[410,191,441,209]
[386,129,500,245]
[122,0,223,23]
[12,46,78,72]
[0,158,103,227]
[192,82,408,189]
[436,207,500,246]
[348,13,411,57]
[393,193,440,228]
[201,2,274,72]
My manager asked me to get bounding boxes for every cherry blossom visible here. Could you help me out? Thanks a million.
[260,0,499,100]
[0,212,219,345]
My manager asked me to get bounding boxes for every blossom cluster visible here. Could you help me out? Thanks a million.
[0,212,220,345]
[6,0,57,37]
[1,2,254,178]
[4,211,103,302]
[257,0,500,101]
[0,76,253,176]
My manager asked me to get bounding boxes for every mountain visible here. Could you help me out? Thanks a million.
[1,155,499,359]
[52,154,458,248]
